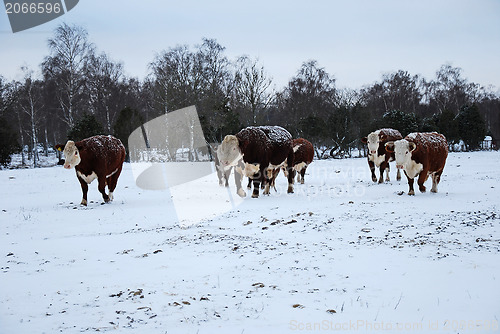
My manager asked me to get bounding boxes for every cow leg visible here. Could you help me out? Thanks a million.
[405,171,415,196]
[272,168,280,189]
[287,152,294,194]
[378,161,388,183]
[396,167,401,181]
[263,173,271,195]
[233,166,246,197]
[247,177,252,189]
[417,170,428,193]
[223,168,230,187]
[385,163,391,182]
[107,166,123,202]
[78,177,89,206]
[251,176,260,198]
[368,159,377,182]
[300,166,307,184]
[216,167,225,186]
[431,171,442,193]
[97,176,110,203]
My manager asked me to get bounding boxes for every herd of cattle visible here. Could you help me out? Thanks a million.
[55,126,448,206]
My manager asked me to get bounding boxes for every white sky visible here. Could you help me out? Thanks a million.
[1,0,500,91]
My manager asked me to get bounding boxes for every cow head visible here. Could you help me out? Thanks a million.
[385,140,416,169]
[62,140,81,169]
[364,131,386,156]
[218,135,242,169]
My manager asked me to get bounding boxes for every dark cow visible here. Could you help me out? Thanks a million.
[283,138,314,184]
[258,126,295,193]
[361,128,403,183]
[385,132,448,196]
[218,126,295,198]
[56,135,126,206]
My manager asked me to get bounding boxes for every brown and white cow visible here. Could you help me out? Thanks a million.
[283,138,314,184]
[385,132,448,196]
[56,135,126,206]
[361,128,403,183]
[218,126,295,198]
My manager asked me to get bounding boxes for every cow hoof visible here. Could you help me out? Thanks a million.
[378,179,384,184]
[237,188,246,197]
[408,190,415,196]
[372,176,377,182]
[431,188,438,193]
[419,186,426,193]
[251,193,259,198]
[300,180,305,185]
[80,199,88,206]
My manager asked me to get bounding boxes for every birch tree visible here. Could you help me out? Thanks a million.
[42,23,94,127]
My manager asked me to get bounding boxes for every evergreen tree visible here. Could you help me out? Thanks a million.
[67,113,105,141]
[382,110,418,136]
[456,104,486,151]
[436,109,459,146]
[0,116,21,166]
[113,107,144,161]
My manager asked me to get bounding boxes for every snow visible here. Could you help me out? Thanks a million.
[405,132,448,152]
[1,152,499,334]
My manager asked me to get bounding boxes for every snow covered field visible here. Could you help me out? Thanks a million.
[1,151,499,334]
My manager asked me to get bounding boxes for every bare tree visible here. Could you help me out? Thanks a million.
[18,67,44,167]
[42,23,94,127]
[86,52,124,132]
[234,56,273,125]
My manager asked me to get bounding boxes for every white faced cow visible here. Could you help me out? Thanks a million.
[361,128,403,183]
[385,132,448,196]
[56,135,126,206]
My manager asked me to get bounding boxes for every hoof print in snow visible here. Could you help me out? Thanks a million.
[326,309,337,314]
[292,304,305,309]
[252,282,265,288]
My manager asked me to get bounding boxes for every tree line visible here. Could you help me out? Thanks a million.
[1,23,498,167]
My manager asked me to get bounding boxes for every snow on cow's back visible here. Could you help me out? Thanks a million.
[257,125,292,144]
[79,135,125,163]
[406,132,448,153]
[379,128,402,139]
[236,127,270,150]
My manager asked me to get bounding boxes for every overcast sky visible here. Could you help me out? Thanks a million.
[1,0,500,91]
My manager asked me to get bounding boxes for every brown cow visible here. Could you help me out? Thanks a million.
[385,132,448,196]
[56,135,126,205]
[283,138,314,184]
[218,126,295,198]
[361,128,403,183]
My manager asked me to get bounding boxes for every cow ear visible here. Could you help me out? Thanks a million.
[361,137,368,144]
[409,142,417,152]
[385,141,395,153]
[380,134,387,142]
